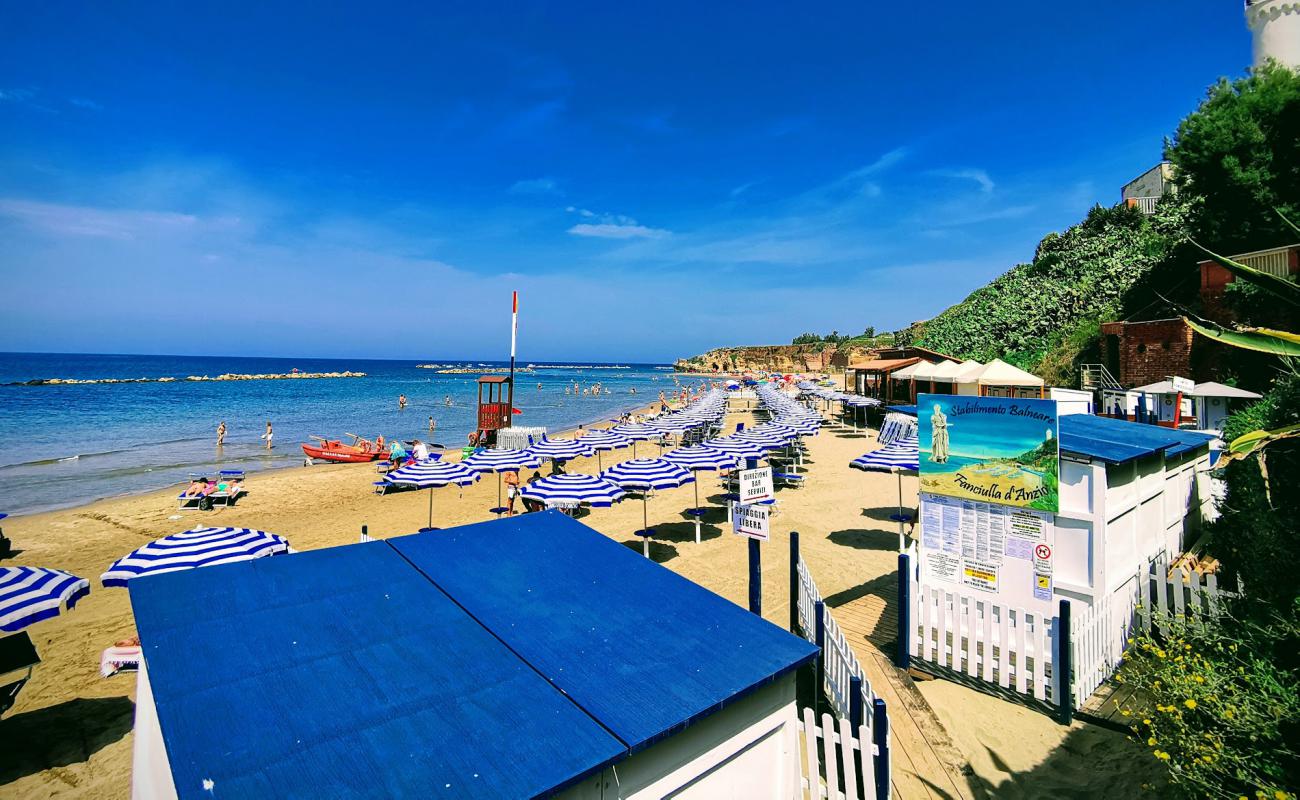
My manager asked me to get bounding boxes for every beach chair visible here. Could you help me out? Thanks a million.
[775,472,805,488]
[0,631,39,717]
[100,644,142,678]
[210,470,247,508]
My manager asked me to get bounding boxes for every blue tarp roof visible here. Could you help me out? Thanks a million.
[130,512,817,799]
[883,406,1214,465]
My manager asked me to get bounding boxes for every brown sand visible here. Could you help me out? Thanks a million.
[0,402,1151,798]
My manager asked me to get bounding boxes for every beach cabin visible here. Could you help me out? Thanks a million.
[849,357,920,400]
[127,512,817,799]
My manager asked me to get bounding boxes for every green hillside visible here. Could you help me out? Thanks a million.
[896,199,1191,384]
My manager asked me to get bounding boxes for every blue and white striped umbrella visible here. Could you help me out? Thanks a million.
[705,436,772,459]
[461,448,542,473]
[650,415,704,433]
[600,459,694,556]
[462,449,541,515]
[581,430,632,451]
[772,416,820,435]
[385,460,481,488]
[850,435,920,546]
[663,445,740,472]
[527,436,595,462]
[610,422,664,457]
[102,527,289,587]
[600,458,695,490]
[734,428,794,447]
[518,473,626,508]
[383,460,480,529]
[850,435,919,472]
[1,567,90,631]
[610,422,662,441]
[665,445,740,523]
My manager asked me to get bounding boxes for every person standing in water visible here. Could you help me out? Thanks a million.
[261,421,273,450]
[216,421,227,447]
[930,404,949,463]
[398,394,407,410]
[428,416,436,433]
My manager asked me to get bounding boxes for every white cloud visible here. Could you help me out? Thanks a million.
[0,198,205,240]
[509,177,561,195]
[568,222,669,240]
[69,97,103,111]
[931,168,995,194]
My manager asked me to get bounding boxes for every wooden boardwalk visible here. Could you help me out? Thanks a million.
[830,590,975,800]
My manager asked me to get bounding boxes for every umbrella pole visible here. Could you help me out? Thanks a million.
[693,480,701,544]
[428,488,434,530]
[642,494,650,557]
[896,472,906,552]
[497,473,503,516]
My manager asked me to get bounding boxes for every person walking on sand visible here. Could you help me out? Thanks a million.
[261,421,274,450]
[216,421,226,447]
[930,403,950,463]
[504,468,520,515]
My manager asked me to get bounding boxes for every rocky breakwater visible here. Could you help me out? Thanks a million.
[8,371,367,386]
[674,343,874,374]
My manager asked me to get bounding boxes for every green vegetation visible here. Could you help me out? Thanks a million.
[904,201,1191,374]
[898,63,1299,390]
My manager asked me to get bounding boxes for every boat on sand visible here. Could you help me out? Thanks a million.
[301,435,386,463]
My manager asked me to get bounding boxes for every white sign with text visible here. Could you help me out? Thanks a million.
[738,466,774,504]
[731,502,770,540]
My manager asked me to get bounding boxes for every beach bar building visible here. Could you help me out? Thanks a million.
[127,512,818,799]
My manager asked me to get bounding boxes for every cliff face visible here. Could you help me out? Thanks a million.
[674,344,873,374]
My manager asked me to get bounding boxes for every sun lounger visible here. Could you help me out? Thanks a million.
[177,470,247,510]
[775,472,805,488]
[0,631,39,717]
[100,645,142,677]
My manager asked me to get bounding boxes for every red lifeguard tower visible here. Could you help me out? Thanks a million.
[474,375,514,447]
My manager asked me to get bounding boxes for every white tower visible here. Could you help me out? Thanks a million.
[1246,0,1300,69]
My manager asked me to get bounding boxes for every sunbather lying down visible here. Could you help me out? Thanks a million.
[183,478,217,497]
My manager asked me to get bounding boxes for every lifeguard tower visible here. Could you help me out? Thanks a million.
[474,374,514,447]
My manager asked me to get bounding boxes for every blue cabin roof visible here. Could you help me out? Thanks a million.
[130,512,817,799]
[885,405,1213,465]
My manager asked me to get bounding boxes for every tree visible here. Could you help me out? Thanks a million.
[1166,62,1300,255]
[863,326,876,339]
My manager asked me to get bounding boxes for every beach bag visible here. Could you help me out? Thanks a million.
[199,496,214,512]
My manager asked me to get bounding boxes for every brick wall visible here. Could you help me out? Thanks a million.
[1101,319,1194,387]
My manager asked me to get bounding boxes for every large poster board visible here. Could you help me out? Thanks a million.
[916,394,1060,513]
[918,493,1055,614]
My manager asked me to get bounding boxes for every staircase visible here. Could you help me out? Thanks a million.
[1080,363,1122,392]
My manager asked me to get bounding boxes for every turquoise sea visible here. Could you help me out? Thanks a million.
[0,353,684,514]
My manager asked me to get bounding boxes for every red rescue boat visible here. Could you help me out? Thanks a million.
[301,435,387,463]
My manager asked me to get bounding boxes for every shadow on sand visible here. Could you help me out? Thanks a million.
[655,520,724,544]
[620,539,679,563]
[860,506,914,524]
[828,528,899,554]
[0,695,135,785]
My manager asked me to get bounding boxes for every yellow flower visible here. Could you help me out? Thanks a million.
[1157,751,1170,761]
[1147,737,1157,746]
[1225,709,1234,719]
[1185,699,1197,710]
[1156,649,1167,658]
[1273,792,1287,800]
[1122,709,1131,717]
[1195,675,1205,683]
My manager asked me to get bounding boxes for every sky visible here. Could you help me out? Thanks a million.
[0,2,1254,363]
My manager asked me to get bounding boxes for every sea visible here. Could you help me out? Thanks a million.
[0,353,687,515]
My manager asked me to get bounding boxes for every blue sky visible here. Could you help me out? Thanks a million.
[0,2,1251,362]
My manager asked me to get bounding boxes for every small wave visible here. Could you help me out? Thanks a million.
[58,454,79,462]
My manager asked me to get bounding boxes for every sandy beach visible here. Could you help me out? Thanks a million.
[0,401,1155,798]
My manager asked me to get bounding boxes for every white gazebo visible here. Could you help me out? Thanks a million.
[960,358,1045,398]
[1131,380,1262,435]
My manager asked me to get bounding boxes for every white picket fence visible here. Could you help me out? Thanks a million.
[904,550,1234,712]
[909,581,1061,704]
[1069,560,1233,707]
[796,559,880,720]
[798,707,877,800]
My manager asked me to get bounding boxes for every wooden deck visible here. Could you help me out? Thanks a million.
[829,590,975,800]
